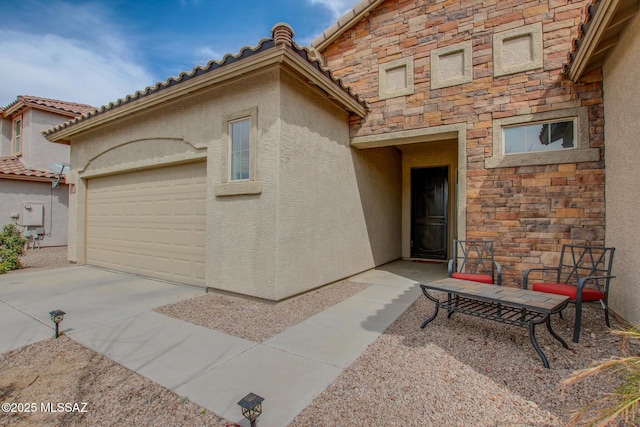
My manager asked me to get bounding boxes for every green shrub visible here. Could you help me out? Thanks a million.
[0,224,28,273]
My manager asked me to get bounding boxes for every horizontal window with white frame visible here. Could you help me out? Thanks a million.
[504,119,575,154]
[485,107,599,168]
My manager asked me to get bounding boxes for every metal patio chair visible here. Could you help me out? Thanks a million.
[523,244,615,343]
[448,240,502,286]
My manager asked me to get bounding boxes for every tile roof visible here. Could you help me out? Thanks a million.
[563,0,602,76]
[564,0,640,81]
[0,156,61,182]
[44,24,368,139]
[3,95,96,117]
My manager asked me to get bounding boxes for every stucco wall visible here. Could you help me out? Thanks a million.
[208,71,281,299]
[603,12,640,325]
[20,109,70,172]
[67,184,77,262]
[275,70,401,299]
[0,109,70,163]
[0,179,69,247]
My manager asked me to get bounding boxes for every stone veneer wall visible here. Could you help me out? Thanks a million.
[321,0,605,286]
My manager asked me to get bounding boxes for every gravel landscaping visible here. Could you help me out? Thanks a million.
[1,247,637,426]
[0,336,229,427]
[290,294,636,426]
[154,281,369,343]
[8,246,74,273]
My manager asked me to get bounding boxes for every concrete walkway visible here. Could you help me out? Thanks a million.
[0,261,446,426]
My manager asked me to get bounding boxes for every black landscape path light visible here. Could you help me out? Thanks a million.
[49,309,65,338]
[237,392,264,427]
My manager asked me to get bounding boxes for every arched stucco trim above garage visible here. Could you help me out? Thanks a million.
[78,138,207,178]
[351,123,467,260]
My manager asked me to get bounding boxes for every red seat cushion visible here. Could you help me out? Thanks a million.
[452,272,494,284]
[532,282,606,301]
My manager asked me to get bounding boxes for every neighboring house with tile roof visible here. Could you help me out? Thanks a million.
[1,96,95,247]
[44,3,640,326]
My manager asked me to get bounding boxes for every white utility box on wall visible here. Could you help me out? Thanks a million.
[20,203,44,227]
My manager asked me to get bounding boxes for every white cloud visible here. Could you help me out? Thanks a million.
[0,0,364,109]
[308,0,359,20]
[0,0,156,108]
[0,30,155,108]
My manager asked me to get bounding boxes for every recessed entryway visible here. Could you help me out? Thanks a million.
[411,166,448,259]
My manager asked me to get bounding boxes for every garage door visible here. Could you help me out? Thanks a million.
[86,162,206,286]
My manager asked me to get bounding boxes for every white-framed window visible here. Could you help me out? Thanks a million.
[13,116,22,156]
[229,118,251,181]
[485,107,599,168]
[215,107,262,196]
[504,119,575,154]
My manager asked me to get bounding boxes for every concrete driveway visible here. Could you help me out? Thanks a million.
[0,266,204,354]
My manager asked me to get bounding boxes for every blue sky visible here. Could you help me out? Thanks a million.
[0,0,360,109]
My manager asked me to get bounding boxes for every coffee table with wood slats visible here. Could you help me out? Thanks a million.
[420,277,571,368]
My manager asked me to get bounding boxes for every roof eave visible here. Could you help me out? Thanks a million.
[2,101,28,117]
[0,174,60,183]
[311,0,386,52]
[3,100,83,119]
[50,138,71,145]
[45,48,286,142]
[46,47,366,142]
[568,0,615,82]
[568,0,639,82]
[281,49,367,117]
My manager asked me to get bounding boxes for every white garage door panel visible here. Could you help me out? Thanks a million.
[86,162,206,286]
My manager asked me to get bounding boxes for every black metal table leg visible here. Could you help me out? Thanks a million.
[529,322,550,368]
[420,287,440,329]
[447,293,457,319]
[546,314,569,349]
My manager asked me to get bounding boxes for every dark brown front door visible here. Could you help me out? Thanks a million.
[411,166,448,259]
